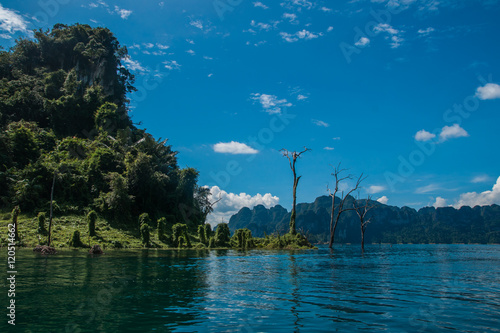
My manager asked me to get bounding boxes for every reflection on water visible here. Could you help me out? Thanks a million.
[3,245,500,332]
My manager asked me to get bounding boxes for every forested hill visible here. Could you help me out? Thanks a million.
[228,196,500,244]
[0,24,211,227]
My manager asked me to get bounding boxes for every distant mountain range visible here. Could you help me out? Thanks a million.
[228,196,500,244]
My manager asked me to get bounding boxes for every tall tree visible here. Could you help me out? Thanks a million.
[328,164,364,248]
[353,194,375,252]
[280,147,310,235]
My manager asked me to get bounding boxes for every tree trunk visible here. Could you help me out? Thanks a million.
[290,176,300,235]
[361,229,365,252]
[329,196,335,248]
[48,172,56,247]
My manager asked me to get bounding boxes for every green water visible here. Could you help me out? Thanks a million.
[2,245,500,332]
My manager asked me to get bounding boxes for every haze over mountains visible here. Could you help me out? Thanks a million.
[228,196,500,244]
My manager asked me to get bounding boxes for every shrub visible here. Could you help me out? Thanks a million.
[214,223,230,247]
[140,223,150,246]
[37,212,46,233]
[69,230,84,247]
[157,217,166,241]
[87,210,97,236]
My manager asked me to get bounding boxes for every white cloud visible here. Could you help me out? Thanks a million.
[251,93,292,114]
[122,56,147,73]
[374,23,404,48]
[186,39,194,45]
[186,49,195,55]
[327,26,333,32]
[281,0,314,10]
[190,19,204,30]
[454,176,500,208]
[471,175,491,183]
[324,147,335,151]
[355,37,370,47]
[280,29,320,42]
[367,185,386,194]
[250,20,272,31]
[416,183,441,194]
[433,196,448,208]
[439,124,469,142]
[283,13,297,23]
[143,43,154,49]
[203,56,213,60]
[415,124,468,143]
[377,196,389,205]
[206,186,280,227]
[114,6,132,19]
[213,141,259,154]
[415,129,436,141]
[320,6,332,12]
[312,119,329,127]
[332,137,341,140]
[208,73,213,77]
[374,23,399,35]
[475,83,500,100]
[156,43,169,49]
[253,1,269,9]
[0,4,28,36]
[417,27,435,36]
[163,60,181,70]
[297,94,308,100]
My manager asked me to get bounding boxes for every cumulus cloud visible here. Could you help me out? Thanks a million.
[374,23,404,48]
[320,6,332,12]
[253,1,268,9]
[439,124,469,142]
[327,26,333,32]
[297,94,308,100]
[415,129,436,141]
[367,185,386,194]
[190,19,204,30]
[475,83,500,100]
[324,147,335,151]
[0,4,28,37]
[122,56,147,73]
[312,119,329,127]
[377,196,389,204]
[283,13,297,23]
[433,196,448,208]
[250,20,272,31]
[281,0,314,10]
[186,49,195,55]
[355,37,370,47]
[251,93,292,114]
[213,141,259,154]
[454,176,500,208]
[280,29,321,42]
[414,124,468,143]
[205,186,280,227]
[417,27,435,36]
[163,60,181,70]
[114,6,132,19]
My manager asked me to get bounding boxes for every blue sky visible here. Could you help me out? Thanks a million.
[1,0,500,225]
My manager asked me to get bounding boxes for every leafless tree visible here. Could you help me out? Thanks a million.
[328,163,365,248]
[353,194,376,252]
[280,147,311,235]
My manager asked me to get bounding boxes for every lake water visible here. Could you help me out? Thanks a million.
[3,245,500,332]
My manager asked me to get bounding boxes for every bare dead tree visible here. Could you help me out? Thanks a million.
[328,164,365,248]
[280,147,311,235]
[353,194,376,252]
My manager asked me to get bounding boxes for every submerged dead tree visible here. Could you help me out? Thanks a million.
[281,147,311,235]
[328,164,365,248]
[353,194,375,252]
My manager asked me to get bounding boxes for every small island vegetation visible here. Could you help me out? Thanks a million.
[0,24,314,251]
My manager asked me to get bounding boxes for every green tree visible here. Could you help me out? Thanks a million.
[157,217,166,241]
[37,212,46,234]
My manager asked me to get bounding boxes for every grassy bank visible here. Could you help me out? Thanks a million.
[0,211,315,250]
